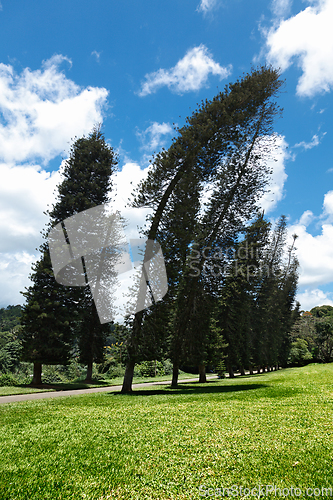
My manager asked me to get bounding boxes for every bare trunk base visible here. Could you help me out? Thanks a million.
[249,366,254,375]
[171,362,179,387]
[228,365,234,378]
[122,360,135,393]
[240,366,245,376]
[257,366,261,374]
[198,364,207,383]
[31,362,42,386]
[84,361,93,383]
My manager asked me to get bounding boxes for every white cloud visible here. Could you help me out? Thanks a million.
[288,219,333,288]
[265,0,333,96]
[110,162,152,240]
[299,210,314,226]
[0,55,108,163]
[91,51,101,63]
[322,190,333,215]
[0,252,39,306]
[136,121,173,152]
[258,135,289,213]
[197,0,219,15]
[0,56,109,307]
[294,133,322,150]
[296,288,333,311]
[285,187,333,311]
[270,0,292,18]
[0,162,61,253]
[138,45,232,96]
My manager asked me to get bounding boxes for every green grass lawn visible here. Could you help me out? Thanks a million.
[0,364,332,500]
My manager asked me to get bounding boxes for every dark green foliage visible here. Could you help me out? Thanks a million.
[310,305,333,318]
[0,373,20,386]
[48,128,116,224]
[20,246,76,366]
[215,215,299,374]
[315,320,333,362]
[0,305,22,332]
[77,296,110,367]
[0,331,22,373]
[20,128,117,382]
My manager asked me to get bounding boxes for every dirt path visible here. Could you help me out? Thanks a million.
[0,376,218,405]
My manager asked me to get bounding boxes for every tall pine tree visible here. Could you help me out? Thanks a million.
[20,128,117,384]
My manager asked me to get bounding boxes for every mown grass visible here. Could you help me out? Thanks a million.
[0,364,332,499]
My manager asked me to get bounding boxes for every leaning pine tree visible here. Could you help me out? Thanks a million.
[20,127,117,385]
[121,65,284,391]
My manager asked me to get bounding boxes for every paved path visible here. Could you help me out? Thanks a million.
[0,376,218,405]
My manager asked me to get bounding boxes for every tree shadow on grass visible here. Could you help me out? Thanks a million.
[110,382,268,398]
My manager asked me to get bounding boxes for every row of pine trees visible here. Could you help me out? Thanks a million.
[19,66,299,388]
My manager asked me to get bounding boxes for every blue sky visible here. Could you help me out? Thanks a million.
[1,0,333,312]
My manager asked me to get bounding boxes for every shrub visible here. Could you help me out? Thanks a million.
[0,373,19,386]
[41,365,67,384]
[135,360,165,377]
[288,338,313,366]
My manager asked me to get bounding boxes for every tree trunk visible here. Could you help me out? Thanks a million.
[227,364,234,378]
[122,359,135,392]
[198,364,207,383]
[85,361,93,383]
[31,362,42,386]
[240,366,245,376]
[171,362,179,387]
[249,365,254,375]
[257,366,261,374]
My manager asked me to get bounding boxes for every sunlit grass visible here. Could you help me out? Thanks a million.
[0,364,332,499]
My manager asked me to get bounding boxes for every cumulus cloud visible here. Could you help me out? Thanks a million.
[138,45,232,96]
[265,0,333,96]
[136,121,174,152]
[299,210,314,226]
[296,288,333,311]
[288,221,333,287]
[0,55,109,307]
[0,55,108,163]
[285,186,333,311]
[0,252,38,306]
[0,162,61,254]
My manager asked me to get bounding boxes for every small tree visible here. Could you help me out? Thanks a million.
[20,246,77,385]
